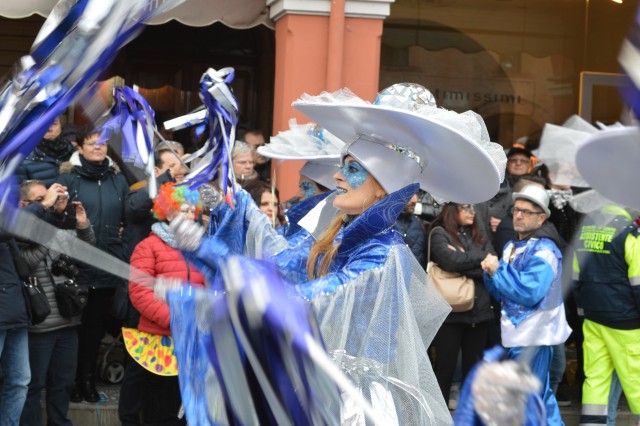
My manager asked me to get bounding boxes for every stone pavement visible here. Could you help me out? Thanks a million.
[61,381,636,426]
[63,384,119,426]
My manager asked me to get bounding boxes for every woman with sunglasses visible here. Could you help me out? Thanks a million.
[171,84,506,424]
[427,203,495,409]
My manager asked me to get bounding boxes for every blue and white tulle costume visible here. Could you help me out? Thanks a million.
[183,183,453,425]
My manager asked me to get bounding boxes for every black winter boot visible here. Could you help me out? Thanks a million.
[81,374,100,403]
[70,379,83,403]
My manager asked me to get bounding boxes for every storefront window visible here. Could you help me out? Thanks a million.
[381,0,634,148]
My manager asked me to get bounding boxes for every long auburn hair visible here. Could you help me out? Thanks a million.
[305,164,386,279]
[428,203,485,247]
[306,215,344,280]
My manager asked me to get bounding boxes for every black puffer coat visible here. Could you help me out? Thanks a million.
[0,236,30,330]
[56,153,129,289]
[0,202,58,329]
[17,224,95,332]
[428,226,495,325]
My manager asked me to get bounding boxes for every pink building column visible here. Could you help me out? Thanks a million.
[267,0,393,200]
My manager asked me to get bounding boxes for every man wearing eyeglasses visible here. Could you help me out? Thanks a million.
[481,184,571,426]
[506,146,533,182]
[485,144,540,243]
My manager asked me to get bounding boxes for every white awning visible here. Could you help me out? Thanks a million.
[0,0,273,29]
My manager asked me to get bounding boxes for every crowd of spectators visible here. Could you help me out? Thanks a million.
[1,117,638,426]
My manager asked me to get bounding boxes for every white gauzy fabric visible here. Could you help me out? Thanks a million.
[569,189,614,214]
[242,198,453,424]
[245,207,289,260]
[296,87,367,106]
[413,107,507,187]
[311,246,452,426]
[537,122,593,188]
[261,118,345,160]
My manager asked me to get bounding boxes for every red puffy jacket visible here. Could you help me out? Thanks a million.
[129,233,205,336]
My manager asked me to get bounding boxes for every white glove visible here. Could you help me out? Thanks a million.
[153,277,183,302]
[169,213,205,252]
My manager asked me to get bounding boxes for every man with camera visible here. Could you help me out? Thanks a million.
[16,180,95,426]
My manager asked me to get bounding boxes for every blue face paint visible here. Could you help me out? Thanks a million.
[341,161,369,189]
[299,181,317,199]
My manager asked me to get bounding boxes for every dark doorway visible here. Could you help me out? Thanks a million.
[111,21,275,149]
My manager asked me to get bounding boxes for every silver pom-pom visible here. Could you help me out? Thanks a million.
[169,213,205,252]
[198,184,223,211]
[374,83,437,111]
[471,360,542,426]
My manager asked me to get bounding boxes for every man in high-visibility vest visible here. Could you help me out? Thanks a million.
[573,205,640,425]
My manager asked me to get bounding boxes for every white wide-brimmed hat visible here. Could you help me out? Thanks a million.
[576,125,640,210]
[299,159,339,189]
[257,119,342,189]
[537,115,598,188]
[292,85,505,204]
[512,184,551,217]
[258,119,344,161]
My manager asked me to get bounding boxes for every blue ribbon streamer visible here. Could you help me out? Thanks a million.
[30,0,90,65]
[99,86,156,168]
[174,68,239,197]
[0,2,169,226]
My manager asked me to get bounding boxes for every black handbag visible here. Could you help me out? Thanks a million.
[23,277,51,324]
[8,241,51,325]
[53,279,88,318]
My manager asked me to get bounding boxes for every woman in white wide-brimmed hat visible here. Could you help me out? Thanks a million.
[173,84,506,425]
[258,119,342,236]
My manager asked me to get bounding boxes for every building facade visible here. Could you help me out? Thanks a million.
[0,0,634,198]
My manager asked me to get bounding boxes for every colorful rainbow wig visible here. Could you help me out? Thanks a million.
[153,182,202,221]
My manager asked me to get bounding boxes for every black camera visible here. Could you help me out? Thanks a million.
[51,254,80,279]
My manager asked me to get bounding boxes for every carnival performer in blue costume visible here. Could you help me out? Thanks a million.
[480,184,572,426]
[170,84,506,425]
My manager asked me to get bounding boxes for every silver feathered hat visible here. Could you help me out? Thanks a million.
[292,84,506,204]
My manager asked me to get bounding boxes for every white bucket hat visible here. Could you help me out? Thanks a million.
[512,185,551,217]
[576,125,640,211]
[292,84,505,204]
